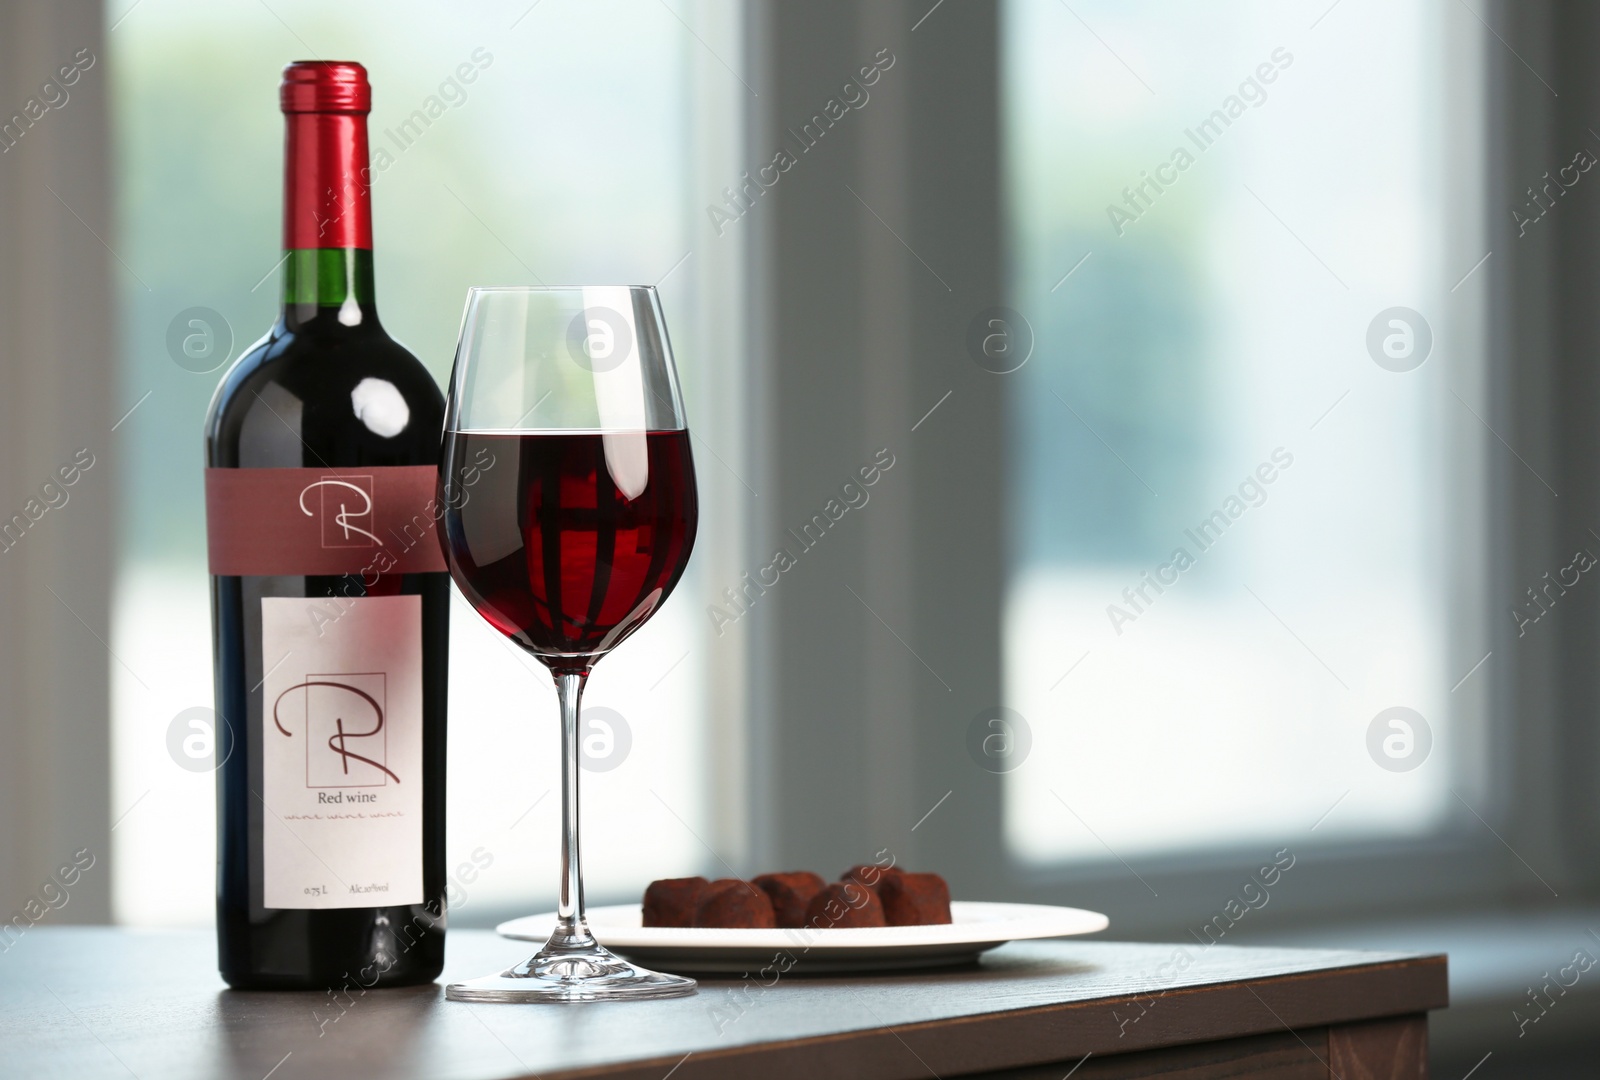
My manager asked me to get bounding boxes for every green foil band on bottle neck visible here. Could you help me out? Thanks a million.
[281,249,375,308]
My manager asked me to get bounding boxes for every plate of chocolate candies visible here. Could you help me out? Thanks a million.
[496,864,1109,974]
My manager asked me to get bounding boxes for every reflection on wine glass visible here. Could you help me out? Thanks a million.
[439,286,699,1002]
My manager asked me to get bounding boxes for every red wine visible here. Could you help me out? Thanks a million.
[205,62,448,990]
[441,430,697,669]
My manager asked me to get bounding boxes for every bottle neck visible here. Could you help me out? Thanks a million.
[281,108,375,329]
[281,248,377,330]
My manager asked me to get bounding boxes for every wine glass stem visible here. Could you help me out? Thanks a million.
[554,670,593,946]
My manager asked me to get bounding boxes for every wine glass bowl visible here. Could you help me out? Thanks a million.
[441,429,697,669]
[439,286,698,1002]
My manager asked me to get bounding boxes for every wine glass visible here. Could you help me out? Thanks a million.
[438,286,698,1002]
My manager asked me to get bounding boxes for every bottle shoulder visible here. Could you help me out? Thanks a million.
[206,316,446,469]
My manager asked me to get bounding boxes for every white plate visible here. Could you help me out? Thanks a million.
[495,901,1109,974]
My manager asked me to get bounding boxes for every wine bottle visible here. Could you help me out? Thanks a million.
[204,61,448,990]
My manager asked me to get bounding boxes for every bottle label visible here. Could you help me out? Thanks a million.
[260,594,424,909]
[205,466,447,576]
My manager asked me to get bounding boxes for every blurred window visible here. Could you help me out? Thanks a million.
[1001,0,1488,862]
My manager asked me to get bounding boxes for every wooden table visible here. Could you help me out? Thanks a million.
[1,928,1446,1078]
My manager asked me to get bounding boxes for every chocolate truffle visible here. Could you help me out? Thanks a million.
[841,863,902,892]
[878,871,952,926]
[694,879,777,929]
[753,871,827,928]
[804,881,887,929]
[642,876,708,928]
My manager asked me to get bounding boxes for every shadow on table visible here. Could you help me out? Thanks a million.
[687,945,1102,984]
[213,984,437,1077]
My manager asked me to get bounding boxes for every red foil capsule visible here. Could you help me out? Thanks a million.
[280,60,373,251]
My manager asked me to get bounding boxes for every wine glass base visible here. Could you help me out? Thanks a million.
[445,944,696,1003]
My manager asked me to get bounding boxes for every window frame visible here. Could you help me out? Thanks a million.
[0,0,114,926]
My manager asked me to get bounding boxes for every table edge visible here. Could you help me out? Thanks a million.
[529,952,1450,1080]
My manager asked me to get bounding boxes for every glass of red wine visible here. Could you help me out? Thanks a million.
[439,286,698,1002]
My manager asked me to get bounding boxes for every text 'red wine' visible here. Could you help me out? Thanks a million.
[441,430,697,670]
[204,61,450,991]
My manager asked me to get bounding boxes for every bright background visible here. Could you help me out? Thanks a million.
[105,0,1491,924]
[1001,0,1487,861]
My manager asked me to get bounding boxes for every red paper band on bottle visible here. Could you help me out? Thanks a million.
[281,61,373,251]
[206,467,447,576]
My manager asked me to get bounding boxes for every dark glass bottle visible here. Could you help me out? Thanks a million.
[205,61,447,990]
